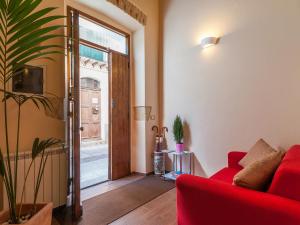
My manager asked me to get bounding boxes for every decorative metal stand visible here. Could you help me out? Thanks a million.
[162,150,193,180]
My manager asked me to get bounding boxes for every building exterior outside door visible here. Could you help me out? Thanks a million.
[80,78,101,140]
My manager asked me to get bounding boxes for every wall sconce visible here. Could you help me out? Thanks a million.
[200,37,219,49]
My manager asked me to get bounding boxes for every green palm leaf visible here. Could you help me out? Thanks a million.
[0,0,65,222]
[8,44,62,63]
[6,50,63,81]
[8,0,41,24]
[0,1,7,10]
[8,7,56,34]
[2,91,54,111]
[7,15,65,45]
[31,138,61,159]
[0,0,65,82]
[7,26,65,53]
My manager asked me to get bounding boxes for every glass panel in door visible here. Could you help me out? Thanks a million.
[79,44,109,189]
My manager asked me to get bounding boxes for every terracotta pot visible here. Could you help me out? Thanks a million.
[0,203,53,225]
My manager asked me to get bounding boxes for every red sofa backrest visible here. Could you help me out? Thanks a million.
[268,145,300,201]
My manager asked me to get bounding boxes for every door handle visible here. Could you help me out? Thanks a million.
[79,127,84,131]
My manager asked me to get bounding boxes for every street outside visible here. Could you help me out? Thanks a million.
[80,141,108,189]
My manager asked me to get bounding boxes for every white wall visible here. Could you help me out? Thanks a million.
[132,28,147,173]
[161,0,300,176]
[131,0,160,173]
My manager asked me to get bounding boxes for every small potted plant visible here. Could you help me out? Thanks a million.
[173,115,184,153]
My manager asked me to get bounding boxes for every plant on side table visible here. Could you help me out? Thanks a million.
[173,115,184,153]
[0,0,64,224]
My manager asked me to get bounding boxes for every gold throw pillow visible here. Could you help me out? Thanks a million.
[239,139,276,167]
[233,150,284,191]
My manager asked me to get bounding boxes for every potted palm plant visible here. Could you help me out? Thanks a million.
[173,115,184,153]
[0,0,64,224]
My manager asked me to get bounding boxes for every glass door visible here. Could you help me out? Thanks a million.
[67,7,130,219]
[79,44,109,189]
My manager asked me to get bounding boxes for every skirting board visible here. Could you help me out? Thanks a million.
[131,171,154,176]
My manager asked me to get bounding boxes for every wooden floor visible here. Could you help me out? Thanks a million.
[53,175,177,225]
[110,188,176,225]
[81,174,144,201]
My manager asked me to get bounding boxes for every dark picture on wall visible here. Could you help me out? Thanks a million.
[12,65,44,94]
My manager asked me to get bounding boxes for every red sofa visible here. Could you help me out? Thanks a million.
[176,145,300,225]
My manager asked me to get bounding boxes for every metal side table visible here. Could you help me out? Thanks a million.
[162,150,193,180]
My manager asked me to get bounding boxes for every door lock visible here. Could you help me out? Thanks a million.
[79,127,84,131]
[112,99,116,109]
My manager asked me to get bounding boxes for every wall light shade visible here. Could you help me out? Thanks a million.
[200,37,219,48]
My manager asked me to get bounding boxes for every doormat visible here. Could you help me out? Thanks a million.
[82,176,175,225]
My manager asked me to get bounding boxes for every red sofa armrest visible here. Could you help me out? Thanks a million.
[176,174,300,225]
[228,151,246,169]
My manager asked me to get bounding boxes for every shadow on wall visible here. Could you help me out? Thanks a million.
[183,121,192,150]
[183,121,207,177]
[193,156,207,177]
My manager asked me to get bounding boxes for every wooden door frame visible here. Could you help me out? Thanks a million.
[67,6,131,218]
[67,7,82,219]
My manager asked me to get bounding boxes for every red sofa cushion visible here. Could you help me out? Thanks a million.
[268,145,300,201]
[210,151,245,183]
[210,167,241,183]
[228,151,246,170]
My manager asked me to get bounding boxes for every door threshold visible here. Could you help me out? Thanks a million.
[80,179,110,191]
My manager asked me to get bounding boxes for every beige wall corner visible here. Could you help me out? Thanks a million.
[130,0,160,173]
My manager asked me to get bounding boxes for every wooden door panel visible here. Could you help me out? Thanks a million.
[80,89,90,106]
[92,111,100,122]
[110,51,130,180]
[80,87,101,140]
[81,130,88,139]
[91,91,100,101]
[89,123,101,138]
[81,107,90,123]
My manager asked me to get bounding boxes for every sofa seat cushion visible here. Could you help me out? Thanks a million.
[210,167,241,183]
